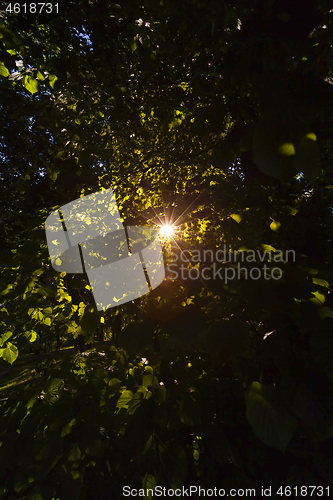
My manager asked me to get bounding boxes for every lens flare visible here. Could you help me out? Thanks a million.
[159,224,175,238]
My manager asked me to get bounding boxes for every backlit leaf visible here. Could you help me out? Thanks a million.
[245,382,296,451]
[0,342,18,364]
[23,75,38,94]
[0,61,9,77]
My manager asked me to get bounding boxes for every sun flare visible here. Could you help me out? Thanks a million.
[159,224,175,238]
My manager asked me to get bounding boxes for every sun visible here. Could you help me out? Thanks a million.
[159,223,175,238]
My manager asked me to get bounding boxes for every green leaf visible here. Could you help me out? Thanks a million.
[0,61,9,77]
[154,384,167,404]
[245,382,296,451]
[142,374,159,388]
[26,330,37,342]
[0,342,18,364]
[61,418,76,437]
[108,378,121,391]
[23,75,38,94]
[85,437,106,457]
[116,390,133,409]
[312,277,329,288]
[80,304,99,334]
[47,378,64,396]
[127,392,143,414]
[27,391,40,409]
[270,220,281,232]
[310,291,325,305]
[230,213,242,223]
[37,70,45,81]
[68,443,82,461]
[0,331,12,347]
[130,39,137,52]
[261,244,276,252]
[318,306,333,320]
[48,74,58,88]
[29,492,43,500]
[50,171,58,180]
[288,206,299,216]
[142,474,156,498]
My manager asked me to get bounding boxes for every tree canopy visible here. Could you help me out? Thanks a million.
[1,0,333,498]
